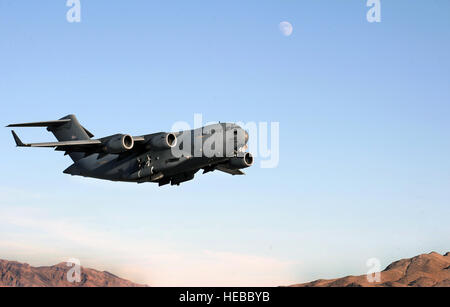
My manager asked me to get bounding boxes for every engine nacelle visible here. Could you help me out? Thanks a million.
[104,134,134,153]
[149,133,177,150]
[229,152,254,169]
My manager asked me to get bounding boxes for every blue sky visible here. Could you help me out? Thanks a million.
[0,0,449,286]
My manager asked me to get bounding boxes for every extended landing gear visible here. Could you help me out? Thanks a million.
[130,155,154,181]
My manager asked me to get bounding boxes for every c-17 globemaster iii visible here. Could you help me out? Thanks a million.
[7,114,253,186]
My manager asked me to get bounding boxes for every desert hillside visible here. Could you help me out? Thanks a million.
[291,251,450,287]
[0,259,146,287]
[2,252,449,287]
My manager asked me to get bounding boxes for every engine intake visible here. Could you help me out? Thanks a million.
[104,134,134,153]
[229,152,254,169]
[149,133,177,150]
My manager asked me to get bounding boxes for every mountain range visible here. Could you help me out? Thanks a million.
[0,259,146,287]
[291,251,450,287]
[1,251,449,287]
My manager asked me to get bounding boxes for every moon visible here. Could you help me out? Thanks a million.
[279,21,293,37]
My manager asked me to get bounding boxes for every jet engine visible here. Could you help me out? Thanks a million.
[104,134,134,153]
[149,133,177,150]
[229,152,254,169]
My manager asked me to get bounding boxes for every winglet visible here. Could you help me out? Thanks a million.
[11,130,26,147]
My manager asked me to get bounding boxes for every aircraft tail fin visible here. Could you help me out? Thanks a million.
[7,114,93,162]
[45,115,92,142]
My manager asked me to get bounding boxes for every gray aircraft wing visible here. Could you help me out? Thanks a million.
[215,165,245,176]
[11,130,101,148]
[10,130,102,148]
[10,130,144,154]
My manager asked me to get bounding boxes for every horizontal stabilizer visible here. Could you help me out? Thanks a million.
[7,119,71,128]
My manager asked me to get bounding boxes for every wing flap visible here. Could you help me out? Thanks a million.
[215,165,245,176]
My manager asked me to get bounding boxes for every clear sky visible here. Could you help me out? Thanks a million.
[0,0,449,286]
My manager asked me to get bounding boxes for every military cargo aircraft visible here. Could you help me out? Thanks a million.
[7,115,253,186]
